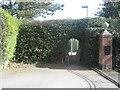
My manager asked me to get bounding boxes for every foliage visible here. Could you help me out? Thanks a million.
[15,17,120,65]
[0,8,19,62]
[0,8,7,63]
[96,2,120,18]
[2,1,64,19]
[15,20,73,63]
[14,18,94,64]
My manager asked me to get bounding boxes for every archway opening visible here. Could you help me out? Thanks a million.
[67,38,80,65]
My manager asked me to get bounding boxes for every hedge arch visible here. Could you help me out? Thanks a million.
[15,18,120,67]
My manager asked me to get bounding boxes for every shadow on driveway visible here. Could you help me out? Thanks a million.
[35,63,92,70]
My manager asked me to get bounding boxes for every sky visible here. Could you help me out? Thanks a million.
[0,0,104,20]
[35,0,104,21]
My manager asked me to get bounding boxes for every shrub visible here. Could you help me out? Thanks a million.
[0,9,7,64]
[15,17,120,66]
[15,20,74,63]
[0,8,19,62]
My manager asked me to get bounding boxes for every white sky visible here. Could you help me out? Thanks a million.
[0,0,104,20]
[36,0,104,21]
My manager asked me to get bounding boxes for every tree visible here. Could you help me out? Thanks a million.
[1,0,64,19]
[96,1,120,18]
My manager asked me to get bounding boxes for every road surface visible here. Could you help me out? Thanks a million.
[1,64,118,88]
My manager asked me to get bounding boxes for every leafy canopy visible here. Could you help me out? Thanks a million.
[96,1,120,18]
[1,0,64,19]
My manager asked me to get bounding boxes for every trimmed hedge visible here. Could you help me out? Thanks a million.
[14,19,94,64]
[15,17,120,66]
[15,20,74,63]
[0,8,19,62]
[0,7,120,66]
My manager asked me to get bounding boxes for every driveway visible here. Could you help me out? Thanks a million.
[1,64,118,88]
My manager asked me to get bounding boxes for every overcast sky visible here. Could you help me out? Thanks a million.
[35,0,104,21]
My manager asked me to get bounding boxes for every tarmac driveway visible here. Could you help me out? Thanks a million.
[1,64,118,88]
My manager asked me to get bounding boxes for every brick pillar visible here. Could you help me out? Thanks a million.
[99,30,112,70]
